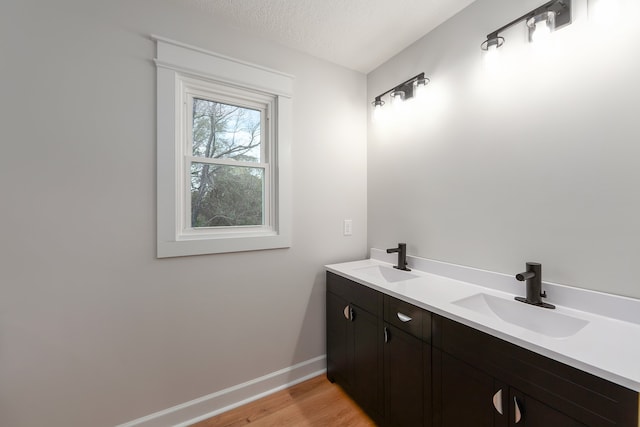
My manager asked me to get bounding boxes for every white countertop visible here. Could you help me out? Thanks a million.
[326,249,640,392]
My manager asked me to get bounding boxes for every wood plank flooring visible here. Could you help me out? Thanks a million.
[190,375,376,427]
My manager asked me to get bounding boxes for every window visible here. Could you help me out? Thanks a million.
[185,80,271,232]
[155,36,293,257]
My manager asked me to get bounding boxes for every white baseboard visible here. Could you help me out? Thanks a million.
[117,355,327,427]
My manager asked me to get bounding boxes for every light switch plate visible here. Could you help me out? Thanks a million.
[343,219,353,236]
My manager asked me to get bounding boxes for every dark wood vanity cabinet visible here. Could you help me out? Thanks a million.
[434,350,502,427]
[383,295,431,427]
[382,325,424,426]
[327,272,638,427]
[326,272,384,424]
[327,272,430,426]
[433,349,588,427]
[433,315,638,427]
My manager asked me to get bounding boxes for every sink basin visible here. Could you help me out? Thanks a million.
[354,265,419,283]
[452,293,589,338]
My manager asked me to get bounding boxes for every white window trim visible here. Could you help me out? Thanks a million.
[154,36,293,257]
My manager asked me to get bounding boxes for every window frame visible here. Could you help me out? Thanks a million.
[182,79,272,235]
[154,36,293,257]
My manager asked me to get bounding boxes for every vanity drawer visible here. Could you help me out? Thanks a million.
[385,295,431,342]
[327,271,381,315]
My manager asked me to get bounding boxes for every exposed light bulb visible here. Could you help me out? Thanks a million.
[389,90,406,112]
[481,35,504,69]
[527,11,555,43]
[532,21,552,41]
[371,98,385,122]
[413,78,429,100]
[484,43,500,65]
[373,103,384,122]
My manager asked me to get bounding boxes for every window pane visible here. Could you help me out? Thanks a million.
[191,162,264,228]
[192,98,261,162]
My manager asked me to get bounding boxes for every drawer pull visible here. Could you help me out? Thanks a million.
[397,312,412,322]
[343,305,354,321]
[384,326,390,343]
[492,389,503,415]
[514,396,522,424]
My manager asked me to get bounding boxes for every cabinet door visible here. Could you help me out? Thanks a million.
[384,324,424,427]
[326,291,349,387]
[509,389,587,427]
[351,303,383,420]
[435,351,504,427]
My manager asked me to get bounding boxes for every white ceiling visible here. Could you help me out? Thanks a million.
[187,0,477,73]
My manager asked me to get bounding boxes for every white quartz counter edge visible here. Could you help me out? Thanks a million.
[326,258,640,392]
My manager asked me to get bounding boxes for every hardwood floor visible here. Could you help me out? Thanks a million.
[190,375,376,427]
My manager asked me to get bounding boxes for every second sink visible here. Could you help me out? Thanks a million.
[452,293,589,338]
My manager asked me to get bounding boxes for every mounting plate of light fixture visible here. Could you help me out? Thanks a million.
[481,0,572,51]
[371,72,429,116]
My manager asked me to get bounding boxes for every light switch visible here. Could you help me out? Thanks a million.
[343,219,353,236]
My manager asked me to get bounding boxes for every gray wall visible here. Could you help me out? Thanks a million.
[368,0,640,298]
[0,1,367,426]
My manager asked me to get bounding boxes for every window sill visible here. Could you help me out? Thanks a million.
[157,233,291,258]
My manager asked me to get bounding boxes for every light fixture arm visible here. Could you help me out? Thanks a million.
[486,8,541,41]
[372,72,427,105]
[483,0,571,47]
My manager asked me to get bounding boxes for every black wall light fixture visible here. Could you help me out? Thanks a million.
[481,0,572,52]
[372,72,429,117]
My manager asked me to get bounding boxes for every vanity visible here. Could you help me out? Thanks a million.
[326,250,640,427]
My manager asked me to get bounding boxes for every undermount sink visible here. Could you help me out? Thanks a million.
[453,293,589,338]
[354,265,419,283]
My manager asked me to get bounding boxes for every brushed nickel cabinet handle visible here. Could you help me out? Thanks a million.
[397,312,413,322]
[384,327,390,343]
[514,396,522,424]
[344,305,353,321]
[492,389,503,415]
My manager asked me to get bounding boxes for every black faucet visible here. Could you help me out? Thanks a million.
[386,243,410,271]
[515,262,555,309]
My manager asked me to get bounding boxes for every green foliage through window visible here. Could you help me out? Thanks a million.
[190,98,265,228]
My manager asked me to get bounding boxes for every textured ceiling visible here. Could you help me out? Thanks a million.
[187,0,477,73]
